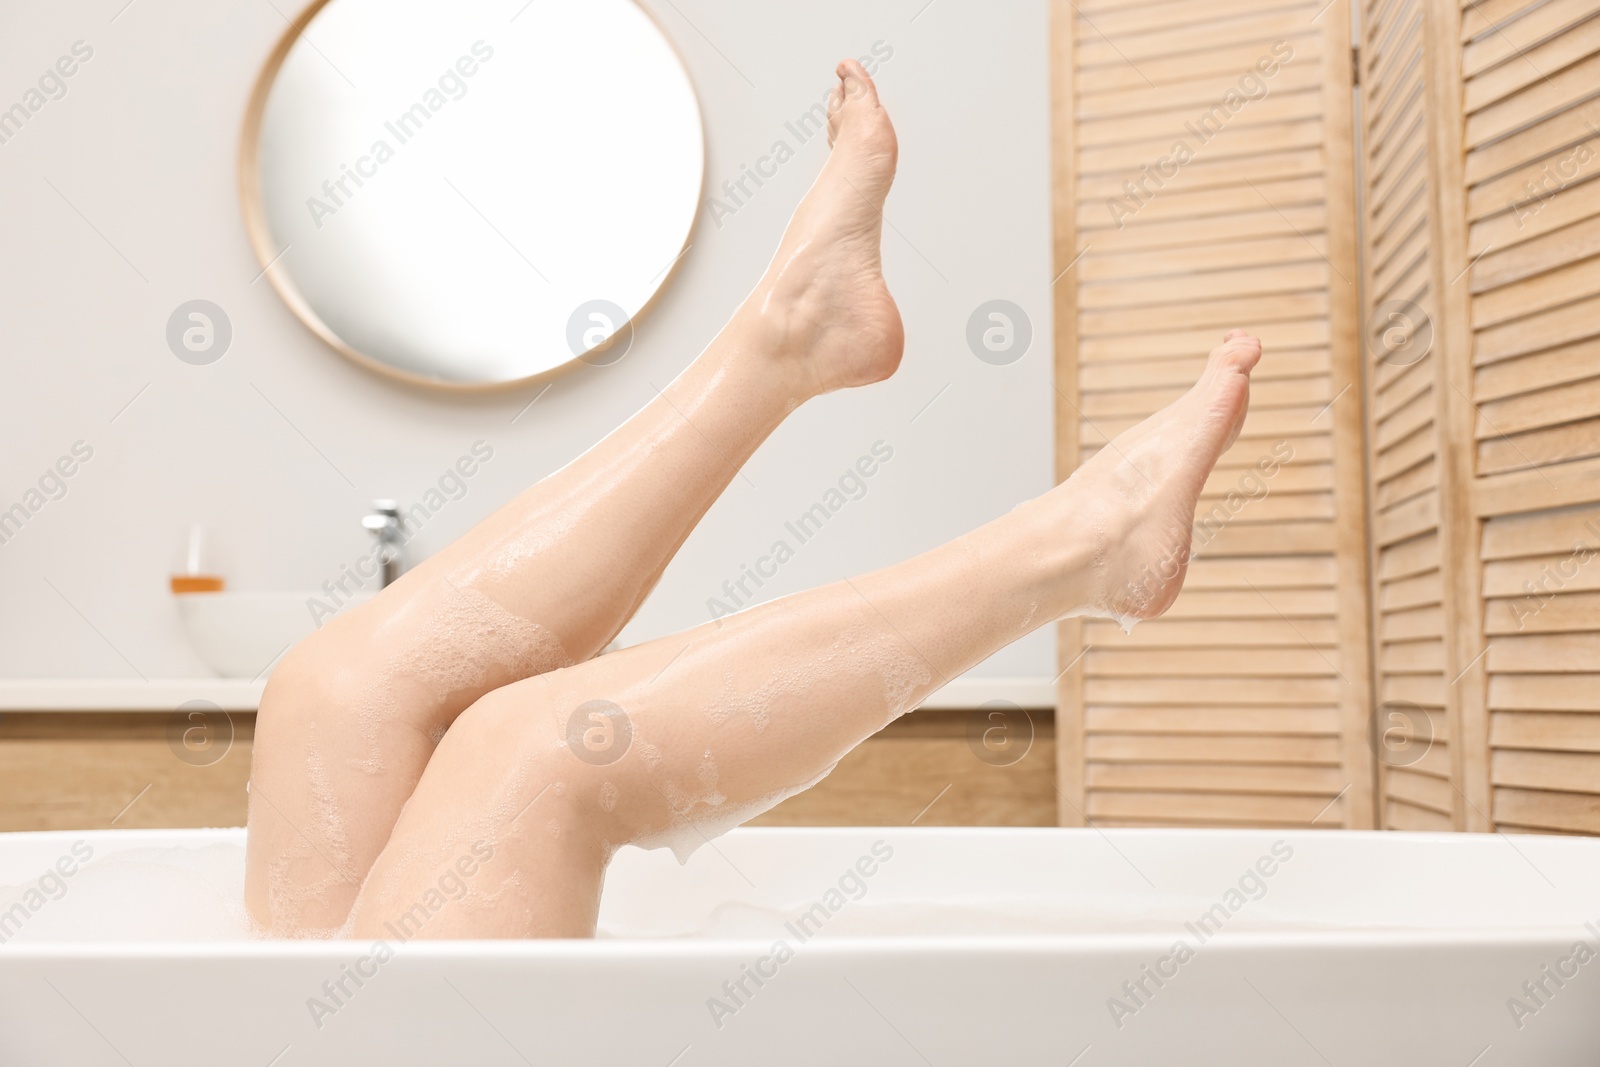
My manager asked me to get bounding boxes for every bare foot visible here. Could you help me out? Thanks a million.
[1064,330,1262,623]
[749,58,904,395]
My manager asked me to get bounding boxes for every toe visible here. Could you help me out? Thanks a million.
[1210,333,1261,373]
[821,59,897,192]
[827,81,846,146]
[828,60,881,150]
[836,58,880,108]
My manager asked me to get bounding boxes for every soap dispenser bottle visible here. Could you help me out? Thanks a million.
[170,523,225,594]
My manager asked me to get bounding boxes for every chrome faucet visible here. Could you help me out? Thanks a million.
[361,500,405,588]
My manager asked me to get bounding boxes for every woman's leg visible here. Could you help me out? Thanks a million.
[348,333,1263,939]
[245,60,903,935]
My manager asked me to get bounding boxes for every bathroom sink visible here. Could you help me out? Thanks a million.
[175,591,370,678]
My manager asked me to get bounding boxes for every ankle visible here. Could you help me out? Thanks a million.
[724,296,827,401]
[1002,495,1105,622]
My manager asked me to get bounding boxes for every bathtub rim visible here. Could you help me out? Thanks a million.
[5,823,1594,848]
[0,928,1592,961]
[2,824,1592,956]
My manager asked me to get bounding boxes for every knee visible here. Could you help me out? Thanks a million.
[257,600,431,741]
[254,637,322,739]
[451,681,671,855]
[256,617,365,734]
[482,683,747,861]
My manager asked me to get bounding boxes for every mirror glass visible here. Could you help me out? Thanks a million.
[244,0,703,389]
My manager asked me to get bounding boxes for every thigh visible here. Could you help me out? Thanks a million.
[244,574,572,935]
[347,677,611,940]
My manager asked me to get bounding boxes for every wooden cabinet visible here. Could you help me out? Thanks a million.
[0,714,253,831]
[0,711,1054,832]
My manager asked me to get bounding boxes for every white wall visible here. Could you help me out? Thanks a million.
[0,0,1054,693]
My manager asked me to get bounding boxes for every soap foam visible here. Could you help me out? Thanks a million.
[829,622,934,729]
[303,727,351,871]
[704,624,933,737]
[346,581,573,780]
[1064,603,1142,635]
[383,582,570,703]
[0,844,255,943]
[0,839,1329,944]
[630,622,933,866]
[355,814,521,924]
[632,761,839,866]
[263,843,355,940]
[460,509,579,587]
[643,736,732,855]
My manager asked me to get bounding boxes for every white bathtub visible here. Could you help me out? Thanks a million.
[0,826,1596,1065]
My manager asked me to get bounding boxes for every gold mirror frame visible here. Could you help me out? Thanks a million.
[237,0,704,394]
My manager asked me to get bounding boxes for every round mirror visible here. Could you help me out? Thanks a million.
[240,0,704,390]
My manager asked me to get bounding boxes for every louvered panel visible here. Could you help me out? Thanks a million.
[1078,47,1327,114]
[1374,421,1435,483]
[1085,704,1344,733]
[1386,797,1455,829]
[1385,765,1455,812]
[1486,632,1600,671]
[1493,749,1600,792]
[1493,787,1600,833]
[1473,214,1600,292]
[1055,0,1371,830]
[1460,0,1547,42]
[1491,709,1600,750]
[1358,0,1461,828]
[1376,453,1437,508]
[1462,0,1600,835]
[1477,416,1600,474]
[1086,791,1345,825]
[1486,588,1600,633]
[1382,636,1446,672]
[1086,762,1349,793]
[1379,528,1440,578]
[1084,616,1342,646]
[1480,507,1600,832]
[1461,12,1600,113]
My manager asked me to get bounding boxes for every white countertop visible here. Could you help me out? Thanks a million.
[0,679,267,712]
[0,677,1055,712]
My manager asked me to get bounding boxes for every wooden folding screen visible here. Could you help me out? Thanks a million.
[1430,0,1600,833]
[1351,0,1600,833]
[1355,0,1473,830]
[1051,0,1377,828]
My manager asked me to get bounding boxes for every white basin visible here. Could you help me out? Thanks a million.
[175,591,369,678]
